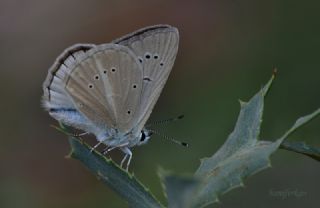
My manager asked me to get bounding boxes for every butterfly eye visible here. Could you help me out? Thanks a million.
[94,75,100,80]
[88,84,94,89]
[103,69,107,74]
[133,84,137,89]
[127,110,131,115]
[111,67,116,72]
[140,131,146,142]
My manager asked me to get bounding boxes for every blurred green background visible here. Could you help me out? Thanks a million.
[1,0,319,207]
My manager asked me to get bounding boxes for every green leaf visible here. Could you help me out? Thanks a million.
[280,140,320,161]
[195,76,273,176]
[191,76,275,207]
[162,74,320,208]
[68,137,163,208]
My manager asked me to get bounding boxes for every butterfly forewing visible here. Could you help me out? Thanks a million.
[113,25,179,133]
[64,44,143,132]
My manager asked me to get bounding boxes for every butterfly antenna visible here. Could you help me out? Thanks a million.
[146,114,184,127]
[149,129,189,147]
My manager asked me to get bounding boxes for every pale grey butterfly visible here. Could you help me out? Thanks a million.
[42,25,179,170]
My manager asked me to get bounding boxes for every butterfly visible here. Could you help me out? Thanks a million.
[42,25,179,170]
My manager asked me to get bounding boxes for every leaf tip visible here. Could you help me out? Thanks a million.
[157,166,170,180]
[239,181,245,188]
[239,99,247,107]
[262,72,276,96]
[65,144,77,159]
[272,68,278,77]
[215,197,221,204]
[65,151,73,159]
[199,158,204,163]
[267,160,272,168]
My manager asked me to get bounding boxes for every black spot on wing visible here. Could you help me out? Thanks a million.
[143,77,152,82]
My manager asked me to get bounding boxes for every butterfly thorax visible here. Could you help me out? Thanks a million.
[96,128,152,148]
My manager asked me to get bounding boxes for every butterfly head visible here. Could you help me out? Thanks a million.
[137,129,153,146]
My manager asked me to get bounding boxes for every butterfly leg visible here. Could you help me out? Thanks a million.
[120,154,128,167]
[103,141,129,155]
[103,146,117,155]
[90,136,112,152]
[90,141,103,152]
[120,147,132,171]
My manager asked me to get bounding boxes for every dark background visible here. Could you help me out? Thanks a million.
[1,0,319,207]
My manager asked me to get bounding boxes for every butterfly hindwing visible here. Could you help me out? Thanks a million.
[43,25,178,139]
[42,44,95,110]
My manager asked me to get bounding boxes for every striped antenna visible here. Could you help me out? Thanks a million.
[149,129,189,147]
[146,115,184,127]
